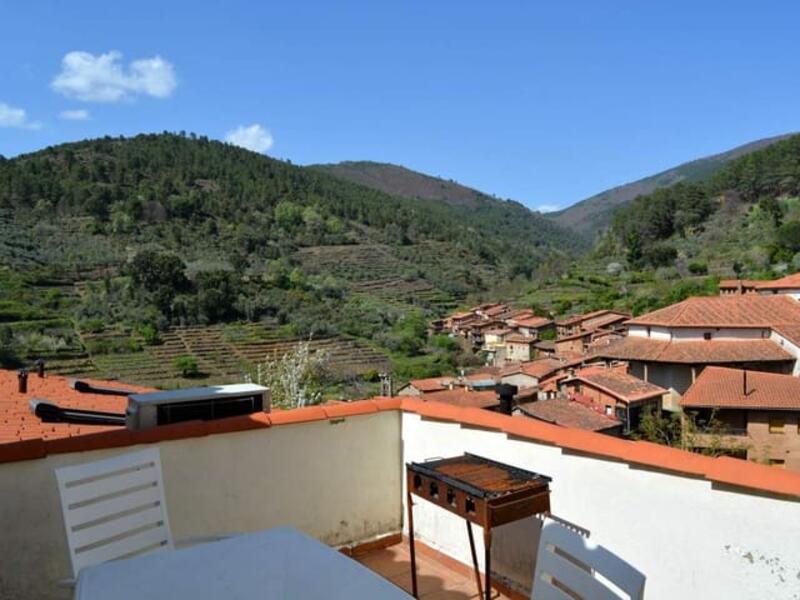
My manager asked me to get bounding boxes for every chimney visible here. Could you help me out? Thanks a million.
[35,358,45,378]
[18,369,28,394]
[495,383,518,416]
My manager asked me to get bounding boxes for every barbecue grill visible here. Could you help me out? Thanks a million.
[406,454,551,599]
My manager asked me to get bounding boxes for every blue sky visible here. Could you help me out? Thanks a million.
[2,1,799,211]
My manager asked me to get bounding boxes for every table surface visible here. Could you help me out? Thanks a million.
[75,526,413,600]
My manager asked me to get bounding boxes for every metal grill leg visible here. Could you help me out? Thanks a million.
[466,521,483,598]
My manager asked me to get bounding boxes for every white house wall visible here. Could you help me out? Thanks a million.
[401,412,800,600]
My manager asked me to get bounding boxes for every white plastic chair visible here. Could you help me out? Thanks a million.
[55,447,174,583]
[531,519,645,600]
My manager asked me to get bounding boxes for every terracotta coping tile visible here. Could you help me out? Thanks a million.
[46,429,132,455]
[130,420,208,445]
[204,412,271,435]
[706,456,800,497]
[0,438,46,463]
[323,401,379,419]
[625,441,710,476]
[371,396,403,410]
[267,405,329,425]
[2,380,800,500]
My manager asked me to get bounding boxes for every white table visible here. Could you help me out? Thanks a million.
[75,526,412,599]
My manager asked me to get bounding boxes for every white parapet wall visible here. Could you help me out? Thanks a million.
[401,412,800,600]
[0,411,402,600]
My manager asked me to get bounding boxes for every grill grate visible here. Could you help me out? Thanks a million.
[408,453,551,499]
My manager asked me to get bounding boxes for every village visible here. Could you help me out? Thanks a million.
[412,275,800,471]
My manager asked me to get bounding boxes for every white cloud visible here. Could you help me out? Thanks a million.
[59,109,90,121]
[224,124,274,153]
[535,204,561,213]
[0,102,41,129]
[51,51,177,102]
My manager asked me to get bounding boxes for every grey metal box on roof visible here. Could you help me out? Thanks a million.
[126,384,270,430]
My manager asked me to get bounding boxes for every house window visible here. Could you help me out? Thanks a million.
[769,416,785,434]
[703,332,712,341]
[768,459,785,468]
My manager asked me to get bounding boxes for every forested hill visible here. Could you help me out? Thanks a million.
[604,133,800,276]
[0,133,580,382]
[549,133,793,236]
[0,134,578,267]
[311,160,581,250]
[312,160,502,208]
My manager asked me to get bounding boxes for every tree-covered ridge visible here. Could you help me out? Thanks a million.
[0,133,577,387]
[0,133,578,267]
[549,133,793,236]
[609,134,800,269]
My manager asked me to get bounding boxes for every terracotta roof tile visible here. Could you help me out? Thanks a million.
[516,398,621,432]
[504,333,537,344]
[557,310,629,328]
[571,367,667,403]
[404,377,450,393]
[0,371,153,446]
[511,316,553,329]
[421,389,499,409]
[627,294,800,328]
[718,279,760,289]
[596,337,794,364]
[756,273,800,289]
[681,366,800,410]
[502,356,583,380]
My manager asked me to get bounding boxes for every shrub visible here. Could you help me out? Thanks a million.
[174,355,200,378]
[642,244,678,268]
[138,323,161,345]
[687,262,708,275]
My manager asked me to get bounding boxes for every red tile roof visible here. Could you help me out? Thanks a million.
[718,279,760,289]
[512,316,553,329]
[0,381,799,499]
[507,308,536,320]
[516,397,621,432]
[596,336,795,364]
[404,377,450,393]
[681,366,800,410]
[483,305,510,317]
[504,333,537,344]
[756,273,800,290]
[570,367,667,404]
[422,389,499,409]
[626,294,800,328]
[501,356,582,380]
[0,371,153,445]
[557,309,629,328]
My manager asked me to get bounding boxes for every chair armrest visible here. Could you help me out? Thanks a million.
[174,533,240,548]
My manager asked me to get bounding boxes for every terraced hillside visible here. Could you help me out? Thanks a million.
[46,322,390,389]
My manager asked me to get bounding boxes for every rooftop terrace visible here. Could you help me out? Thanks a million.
[1,381,799,599]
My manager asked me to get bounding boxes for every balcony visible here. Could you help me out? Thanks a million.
[1,398,799,599]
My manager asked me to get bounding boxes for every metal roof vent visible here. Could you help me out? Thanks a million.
[126,384,270,430]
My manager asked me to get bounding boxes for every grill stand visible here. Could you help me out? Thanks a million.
[406,454,551,600]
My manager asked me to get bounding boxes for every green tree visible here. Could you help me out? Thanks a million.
[173,355,199,378]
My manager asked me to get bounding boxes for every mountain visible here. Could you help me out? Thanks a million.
[0,133,580,385]
[311,160,584,256]
[549,133,794,237]
[311,161,494,208]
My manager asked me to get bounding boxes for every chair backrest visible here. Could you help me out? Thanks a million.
[531,519,645,600]
[55,447,174,578]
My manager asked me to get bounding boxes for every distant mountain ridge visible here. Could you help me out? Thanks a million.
[310,161,497,209]
[548,133,795,236]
